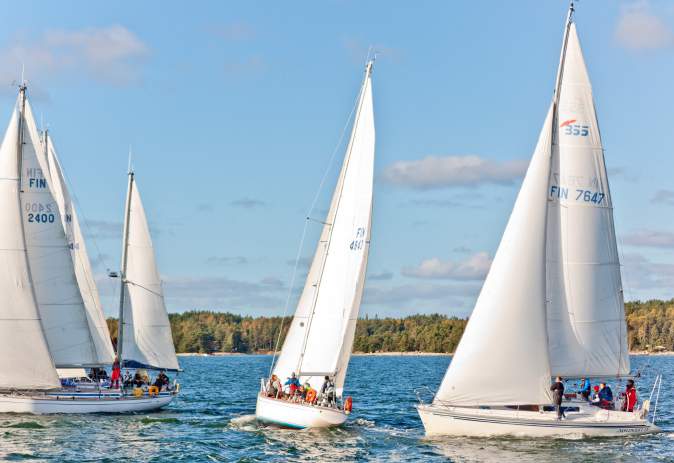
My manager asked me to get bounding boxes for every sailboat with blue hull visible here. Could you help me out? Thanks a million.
[0,85,178,413]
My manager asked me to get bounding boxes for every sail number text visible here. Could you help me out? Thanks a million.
[350,227,366,251]
[550,186,605,204]
[25,202,56,223]
[563,124,589,137]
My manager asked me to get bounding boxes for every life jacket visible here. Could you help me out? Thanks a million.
[306,389,317,403]
[344,396,353,413]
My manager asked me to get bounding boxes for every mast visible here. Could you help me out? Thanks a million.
[116,169,134,364]
[16,84,26,191]
[16,83,43,334]
[552,1,575,135]
[295,60,374,376]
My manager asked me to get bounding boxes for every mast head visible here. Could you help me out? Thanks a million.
[365,59,374,76]
[127,145,134,176]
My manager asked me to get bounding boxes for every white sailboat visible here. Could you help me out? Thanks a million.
[256,60,376,429]
[417,4,661,437]
[115,168,180,374]
[0,85,176,413]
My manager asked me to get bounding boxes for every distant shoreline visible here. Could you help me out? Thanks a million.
[177,351,674,357]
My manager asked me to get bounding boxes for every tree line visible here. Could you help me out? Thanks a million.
[106,299,674,354]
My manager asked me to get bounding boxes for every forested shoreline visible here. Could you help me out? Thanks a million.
[106,299,674,354]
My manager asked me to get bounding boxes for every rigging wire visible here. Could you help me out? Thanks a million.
[267,79,363,378]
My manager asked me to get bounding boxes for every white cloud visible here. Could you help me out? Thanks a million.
[402,252,492,280]
[623,230,674,248]
[363,281,480,316]
[0,25,149,88]
[651,189,674,205]
[621,252,674,296]
[162,276,286,312]
[368,270,393,281]
[382,155,527,189]
[615,1,674,50]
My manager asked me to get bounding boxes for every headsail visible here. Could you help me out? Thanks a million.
[0,95,60,390]
[434,106,555,406]
[45,134,116,366]
[20,98,99,368]
[119,176,179,371]
[273,61,376,396]
[546,22,629,377]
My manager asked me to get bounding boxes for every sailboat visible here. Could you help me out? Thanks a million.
[256,60,375,429]
[114,166,181,377]
[0,84,177,413]
[417,3,661,437]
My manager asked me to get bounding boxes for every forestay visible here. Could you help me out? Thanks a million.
[545,23,629,378]
[121,177,179,371]
[20,99,99,368]
[46,134,116,366]
[0,101,60,390]
[434,107,555,406]
[273,62,375,396]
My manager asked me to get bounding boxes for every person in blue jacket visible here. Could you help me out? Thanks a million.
[592,382,614,410]
[285,372,301,397]
[578,377,591,400]
[598,383,613,402]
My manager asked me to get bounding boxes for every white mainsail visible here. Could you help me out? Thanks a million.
[435,106,555,406]
[273,61,375,396]
[45,134,116,366]
[20,99,99,368]
[119,176,179,371]
[546,23,629,378]
[0,96,60,390]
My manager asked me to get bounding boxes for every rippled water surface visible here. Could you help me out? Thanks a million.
[0,355,672,462]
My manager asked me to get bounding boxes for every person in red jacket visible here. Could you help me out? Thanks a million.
[622,379,637,412]
[111,356,121,389]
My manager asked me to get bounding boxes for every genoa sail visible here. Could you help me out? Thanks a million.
[45,134,116,366]
[120,176,179,371]
[434,106,555,406]
[20,99,99,368]
[272,61,375,396]
[0,97,60,390]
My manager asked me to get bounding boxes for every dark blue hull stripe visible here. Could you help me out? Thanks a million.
[256,417,306,429]
[425,409,651,430]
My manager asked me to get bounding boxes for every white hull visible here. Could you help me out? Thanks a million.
[418,404,660,437]
[255,394,347,429]
[0,391,175,414]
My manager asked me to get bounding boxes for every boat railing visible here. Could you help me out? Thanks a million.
[650,374,662,424]
[414,386,436,406]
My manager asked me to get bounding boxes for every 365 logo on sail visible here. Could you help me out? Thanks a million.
[560,119,589,137]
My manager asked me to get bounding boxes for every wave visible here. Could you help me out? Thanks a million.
[140,417,181,425]
[7,422,46,429]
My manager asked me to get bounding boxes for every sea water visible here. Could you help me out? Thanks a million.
[0,355,671,462]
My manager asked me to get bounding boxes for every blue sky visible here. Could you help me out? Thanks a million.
[1,0,673,317]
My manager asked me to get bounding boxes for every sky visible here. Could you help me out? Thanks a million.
[1,0,673,318]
